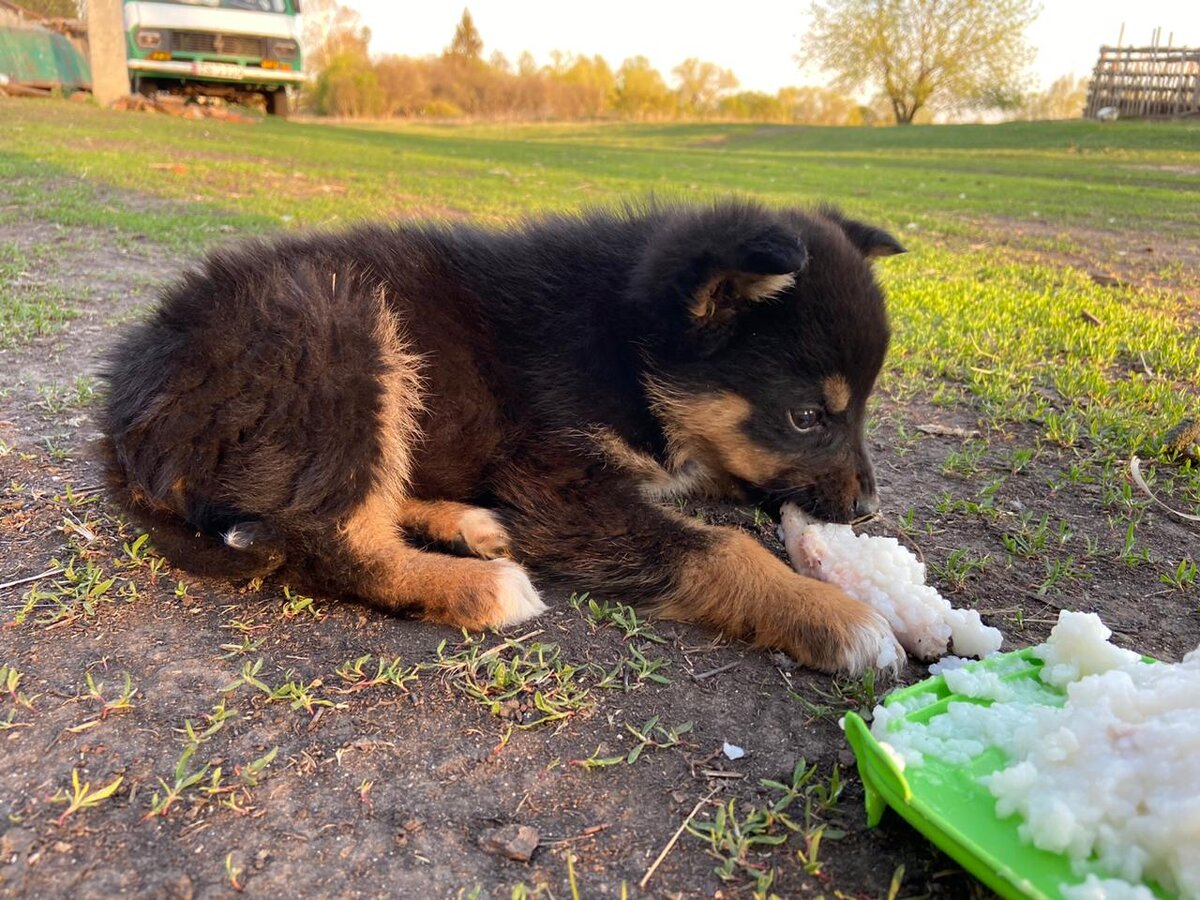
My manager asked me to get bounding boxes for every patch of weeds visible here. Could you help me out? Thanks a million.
[1037,556,1090,596]
[1160,557,1197,592]
[435,633,593,729]
[1003,446,1037,475]
[177,699,237,746]
[66,671,136,732]
[1117,522,1154,568]
[116,532,166,580]
[332,655,420,695]
[42,435,73,462]
[32,377,98,416]
[146,745,211,819]
[686,758,845,883]
[929,548,991,592]
[594,643,671,691]
[13,554,121,626]
[0,664,37,730]
[572,593,665,643]
[571,716,692,769]
[147,742,279,819]
[932,482,1000,521]
[225,853,246,893]
[1001,512,1052,558]
[941,441,987,478]
[219,615,269,658]
[50,768,123,827]
[220,657,336,715]
[795,670,880,722]
[280,586,324,620]
[0,242,78,348]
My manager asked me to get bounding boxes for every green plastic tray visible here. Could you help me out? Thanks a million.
[844,648,1170,900]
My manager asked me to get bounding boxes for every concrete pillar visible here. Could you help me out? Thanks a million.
[86,0,130,105]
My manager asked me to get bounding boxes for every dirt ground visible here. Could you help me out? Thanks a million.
[2,188,1198,899]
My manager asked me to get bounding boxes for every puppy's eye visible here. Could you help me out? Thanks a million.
[788,408,823,431]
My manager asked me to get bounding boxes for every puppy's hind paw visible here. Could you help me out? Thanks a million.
[488,560,547,628]
[458,508,512,559]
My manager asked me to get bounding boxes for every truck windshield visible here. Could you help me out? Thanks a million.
[152,1,293,12]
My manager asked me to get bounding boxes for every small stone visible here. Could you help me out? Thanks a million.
[722,742,745,760]
[478,824,539,862]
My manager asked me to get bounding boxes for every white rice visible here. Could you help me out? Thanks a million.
[779,502,1003,661]
[870,610,1200,899]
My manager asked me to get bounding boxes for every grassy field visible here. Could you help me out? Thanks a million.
[1,98,1198,898]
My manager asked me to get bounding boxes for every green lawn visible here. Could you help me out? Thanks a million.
[3,99,1196,504]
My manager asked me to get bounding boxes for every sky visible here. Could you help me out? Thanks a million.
[346,0,1200,94]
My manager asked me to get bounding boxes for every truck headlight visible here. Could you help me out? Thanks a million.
[270,39,298,59]
[135,30,163,50]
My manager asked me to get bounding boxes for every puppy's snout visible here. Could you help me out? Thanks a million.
[853,491,880,519]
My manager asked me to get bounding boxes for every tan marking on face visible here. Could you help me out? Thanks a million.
[821,375,852,414]
[646,382,790,490]
[689,271,796,321]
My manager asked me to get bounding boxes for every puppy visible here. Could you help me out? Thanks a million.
[100,200,905,673]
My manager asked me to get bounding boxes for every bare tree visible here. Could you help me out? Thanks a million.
[801,0,1039,123]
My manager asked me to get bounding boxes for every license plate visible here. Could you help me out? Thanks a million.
[194,61,245,81]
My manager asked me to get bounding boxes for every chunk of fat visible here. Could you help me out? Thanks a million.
[779,502,1002,662]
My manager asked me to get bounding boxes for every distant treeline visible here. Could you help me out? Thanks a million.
[302,7,1088,124]
[304,8,877,124]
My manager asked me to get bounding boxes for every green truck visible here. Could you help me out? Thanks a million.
[123,0,302,115]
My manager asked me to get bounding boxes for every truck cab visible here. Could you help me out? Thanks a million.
[123,0,303,115]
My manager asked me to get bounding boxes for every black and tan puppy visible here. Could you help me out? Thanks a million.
[100,200,905,674]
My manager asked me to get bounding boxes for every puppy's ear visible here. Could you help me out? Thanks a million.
[689,228,808,324]
[631,206,809,357]
[822,208,906,259]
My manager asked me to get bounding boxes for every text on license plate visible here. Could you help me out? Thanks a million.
[194,62,245,80]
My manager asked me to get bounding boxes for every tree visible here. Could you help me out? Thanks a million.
[672,58,738,117]
[614,56,675,120]
[1016,74,1088,120]
[17,0,77,17]
[802,0,1039,124]
[445,8,484,63]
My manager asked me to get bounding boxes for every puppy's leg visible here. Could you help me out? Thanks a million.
[393,499,511,559]
[497,458,898,675]
[339,494,544,629]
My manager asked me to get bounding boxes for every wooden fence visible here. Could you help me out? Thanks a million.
[1086,45,1200,119]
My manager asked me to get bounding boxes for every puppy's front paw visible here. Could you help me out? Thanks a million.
[782,580,904,676]
[834,607,904,677]
[458,508,511,559]
[486,560,547,627]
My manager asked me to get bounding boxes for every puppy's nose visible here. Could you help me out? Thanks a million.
[853,492,880,519]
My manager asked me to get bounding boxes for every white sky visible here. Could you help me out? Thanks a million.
[346,0,1200,93]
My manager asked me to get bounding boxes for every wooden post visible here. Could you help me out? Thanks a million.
[86,0,130,106]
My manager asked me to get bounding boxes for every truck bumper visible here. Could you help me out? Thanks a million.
[129,58,305,85]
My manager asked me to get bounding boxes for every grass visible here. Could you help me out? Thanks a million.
[2,97,1198,895]
[0,241,79,348]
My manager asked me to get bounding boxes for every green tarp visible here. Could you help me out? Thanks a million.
[0,26,90,89]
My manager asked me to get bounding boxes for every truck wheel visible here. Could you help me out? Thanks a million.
[265,89,289,117]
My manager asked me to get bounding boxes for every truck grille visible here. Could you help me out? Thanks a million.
[173,32,266,58]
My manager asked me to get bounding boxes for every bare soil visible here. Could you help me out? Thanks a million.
[2,203,1197,900]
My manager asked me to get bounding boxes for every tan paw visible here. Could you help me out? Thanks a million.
[786,581,905,676]
[458,508,511,559]
[486,560,547,627]
[834,606,905,676]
